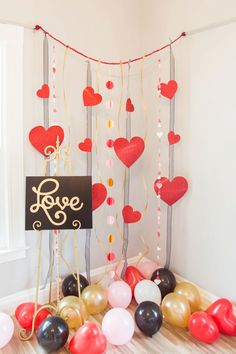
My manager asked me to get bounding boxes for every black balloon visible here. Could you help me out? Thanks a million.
[62,273,89,297]
[36,316,69,353]
[135,301,163,337]
[151,268,176,299]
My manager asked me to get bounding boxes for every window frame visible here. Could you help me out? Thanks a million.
[0,24,28,263]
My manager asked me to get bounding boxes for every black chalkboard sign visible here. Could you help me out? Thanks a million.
[25,176,92,230]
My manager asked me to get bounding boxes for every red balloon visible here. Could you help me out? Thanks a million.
[189,311,219,344]
[15,303,51,331]
[124,266,145,295]
[206,298,236,335]
[69,322,107,354]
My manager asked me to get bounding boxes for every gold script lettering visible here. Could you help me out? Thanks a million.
[30,178,83,226]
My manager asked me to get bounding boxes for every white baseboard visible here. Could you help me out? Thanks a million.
[0,256,140,315]
[0,256,219,315]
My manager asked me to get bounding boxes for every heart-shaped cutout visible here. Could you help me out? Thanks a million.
[154,176,188,206]
[37,84,50,98]
[124,266,145,295]
[69,322,107,354]
[189,311,219,344]
[159,80,178,99]
[83,86,102,106]
[122,205,141,224]
[168,131,181,145]
[15,303,51,331]
[29,125,64,157]
[78,138,92,152]
[92,183,107,211]
[113,137,145,168]
[126,98,135,112]
[206,298,236,335]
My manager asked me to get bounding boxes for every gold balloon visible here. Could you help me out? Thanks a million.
[174,282,201,313]
[58,296,88,330]
[82,284,108,315]
[161,293,191,328]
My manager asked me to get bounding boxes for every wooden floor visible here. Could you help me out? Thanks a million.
[2,299,236,354]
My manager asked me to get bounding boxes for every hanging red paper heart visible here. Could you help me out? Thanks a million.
[92,183,107,211]
[15,303,51,331]
[189,312,219,344]
[206,298,236,335]
[37,84,50,98]
[126,98,135,112]
[78,138,92,152]
[124,266,145,295]
[168,131,181,145]
[69,322,107,354]
[113,137,145,168]
[29,125,64,157]
[154,176,188,206]
[159,80,178,99]
[122,205,142,223]
[83,86,102,106]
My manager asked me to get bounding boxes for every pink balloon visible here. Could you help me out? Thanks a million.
[102,308,134,346]
[0,313,14,349]
[108,281,132,308]
[137,261,159,279]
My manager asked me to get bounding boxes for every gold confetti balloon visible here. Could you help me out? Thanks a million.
[161,293,191,328]
[174,282,201,313]
[82,284,108,315]
[58,296,88,330]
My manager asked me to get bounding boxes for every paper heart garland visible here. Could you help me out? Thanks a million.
[189,312,219,344]
[206,298,236,335]
[154,176,188,206]
[159,80,178,99]
[124,266,145,295]
[168,131,181,145]
[122,205,141,224]
[126,98,135,112]
[113,137,145,168]
[69,322,107,354]
[78,138,92,152]
[15,303,51,331]
[37,84,50,98]
[92,183,107,211]
[29,125,64,157]
[83,86,102,106]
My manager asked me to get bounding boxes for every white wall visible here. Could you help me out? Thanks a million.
[0,0,236,302]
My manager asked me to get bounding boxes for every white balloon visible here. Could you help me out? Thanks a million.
[134,280,161,305]
[0,313,14,349]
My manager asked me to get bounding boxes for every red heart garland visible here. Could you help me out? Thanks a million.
[83,86,102,106]
[206,298,236,335]
[29,125,64,157]
[159,80,178,99]
[37,84,50,98]
[113,137,145,168]
[122,205,141,224]
[154,176,188,206]
[92,183,107,211]
[168,131,181,145]
[78,138,92,152]
[126,98,135,112]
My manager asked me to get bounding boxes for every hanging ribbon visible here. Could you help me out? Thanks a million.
[165,44,175,269]
[85,61,92,283]
[121,62,131,279]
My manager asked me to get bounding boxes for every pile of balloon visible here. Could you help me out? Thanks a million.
[0,260,234,352]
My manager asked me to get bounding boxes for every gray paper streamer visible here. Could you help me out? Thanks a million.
[165,45,175,269]
[121,63,131,279]
[41,35,53,289]
[85,61,92,283]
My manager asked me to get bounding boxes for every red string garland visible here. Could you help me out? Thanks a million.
[34,25,186,66]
